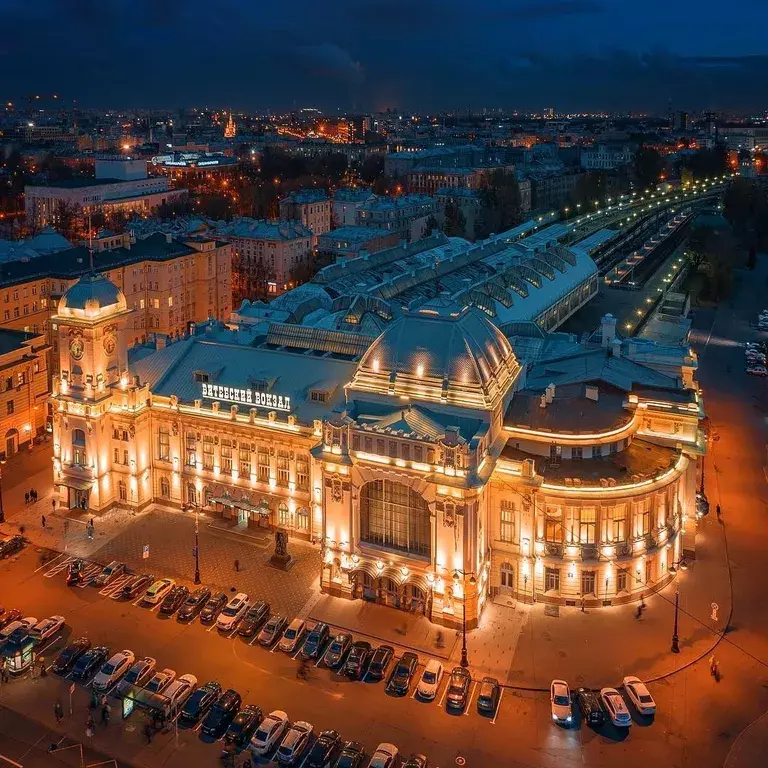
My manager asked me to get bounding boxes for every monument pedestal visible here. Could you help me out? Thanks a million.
[269,552,295,571]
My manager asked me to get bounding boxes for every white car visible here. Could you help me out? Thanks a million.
[747,366,768,376]
[278,619,306,654]
[143,578,175,605]
[163,674,197,711]
[250,710,290,756]
[550,679,572,725]
[276,721,313,765]
[216,592,250,631]
[0,620,27,641]
[368,743,399,768]
[93,649,135,692]
[416,659,443,700]
[601,687,632,727]
[623,676,656,715]
[29,616,65,641]
[145,668,176,694]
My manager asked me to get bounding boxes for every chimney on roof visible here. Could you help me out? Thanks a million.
[585,384,599,402]
[165,233,172,244]
[611,338,621,358]
[540,393,547,408]
[545,383,555,403]
[601,313,616,348]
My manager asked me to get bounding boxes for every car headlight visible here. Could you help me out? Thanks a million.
[566,715,572,722]
[552,714,558,721]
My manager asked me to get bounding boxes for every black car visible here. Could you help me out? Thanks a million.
[199,592,228,624]
[324,633,352,668]
[0,535,24,558]
[334,740,366,768]
[366,644,394,681]
[179,681,222,725]
[160,585,190,616]
[306,729,341,768]
[343,641,372,680]
[476,677,500,715]
[122,573,154,600]
[51,637,91,675]
[387,651,418,695]
[300,622,330,661]
[576,688,605,727]
[237,601,270,638]
[177,587,212,621]
[402,755,429,768]
[66,560,85,586]
[71,646,110,681]
[445,667,471,710]
[223,704,263,749]
[201,688,241,738]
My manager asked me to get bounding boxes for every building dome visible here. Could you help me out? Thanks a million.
[353,302,519,409]
[57,273,127,318]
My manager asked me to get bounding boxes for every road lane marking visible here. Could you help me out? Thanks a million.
[464,681,478,715]
[35,552,65,574]
[316,646,330,667]
[437,679,449,707]
[43,556,74,577]
[491,688,504,724]
[37,634,62,657]
[249,634,261,646]
[0,754,23,768]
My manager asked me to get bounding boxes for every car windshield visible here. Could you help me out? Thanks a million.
[423,671,436,684]
[101,663,115,675]
[330,641,342,653]
[639,694,654,703]
[254,726,270,741]
[284,628,296,639]
[222,605,240,616]
[554,694,569,705]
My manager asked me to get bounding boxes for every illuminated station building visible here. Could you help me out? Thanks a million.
[51,224,704,629]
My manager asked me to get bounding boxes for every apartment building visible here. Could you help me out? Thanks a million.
[278,189,331,237]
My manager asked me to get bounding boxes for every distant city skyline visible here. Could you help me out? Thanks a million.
[1,0,767,112]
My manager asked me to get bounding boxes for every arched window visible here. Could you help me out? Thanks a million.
[278,502,291,528]
[360,479,431,558]
[72,429,87,466]
[160,477,170,499]
[187,483,197,506]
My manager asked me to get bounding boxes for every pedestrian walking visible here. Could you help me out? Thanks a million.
[86,715,95,739]
[1,664,10,683]
[41,514,46,529]
[33,489,38,502]
[234,559,240,572]
[580,596,586,613]
[51,499,56,512]
[708,654,716,676]
[435,630,445,649]
[54,701,64,723]
[29,488,34,503]
[714,661,721,682]
[716,504,722,520]
[144,722,153,744]
[24,492,29,505]
[101,703,111,725]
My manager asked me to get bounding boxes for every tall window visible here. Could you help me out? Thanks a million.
[296,457,309,491]
[360,480,431,558]
[637,500,651,536]
[296,507,309,531]
[258,448,270,482]
[581,570,596,596]
[544,567,560,592]
[187,483,197,506]
[158,427,170,461]
[221,439,233,474]
[72,429,87,466]
[579,508,596,545]
[239,445,251,476]
[278,502,291,528]
[118,480,127,501]
[160,477,170,499]
[203,436,214,470]
[617,570,628,593]
[276,450,289,487]
[500,500,515,543]
[545,507,562,543]
[612,505,627,542]
[185,432,196,467]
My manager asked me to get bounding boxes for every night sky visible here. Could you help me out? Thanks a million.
[2,0,767,112]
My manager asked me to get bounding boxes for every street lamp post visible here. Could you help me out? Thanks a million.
[193,507,201,585]
[671,588,680,653]
[455,569,477,669]
[0,461,5,524]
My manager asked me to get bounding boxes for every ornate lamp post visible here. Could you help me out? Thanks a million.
[454,569,477,669]
[0,460,5,524]
[671,588,680,653]
[193,506,201,585]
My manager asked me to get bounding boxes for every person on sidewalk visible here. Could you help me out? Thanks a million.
[716,504,722,520]
[234,559,240,572]
[144,721,153,744]
[24,492,29,505]
[101,703,111,725]
[54,701,64,723]
[86,715,95,739]
[51,499,56,513]
[714,661,721,682]
[709,655,716,676]
[41,515,46,529]
[580,596,586,613]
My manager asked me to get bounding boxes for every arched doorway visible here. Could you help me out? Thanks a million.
[5,429,18,458]
[380,577,400,607]
[500,561,515,595]
[403,583,426,614]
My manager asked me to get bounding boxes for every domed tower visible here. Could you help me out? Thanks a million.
[50,272,135,513]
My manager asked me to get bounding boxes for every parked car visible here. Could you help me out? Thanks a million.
[299,622,330,661]
[92,649,135,691]
[747,365,768,376]
[177,587,211,621]
[476,677,501,715]
[278,618,307,654]
[276,721,313,765]
[402,755,428,768]
[344,641,372,680]
[550,679,572,725]
[324,632,352,668]
[179,680,222,726]
[116,656,156,697]
[305,728,341,768]
[576,688,605,727]
[387,652,418,695]
[143,578,175,605]
[0,608,21,629]
[623,676,656,715]
[51,637,91,675]
[145,668,176,694]
[237,601,270,638]
[0,535,24,558]
[1,617,36,642]
[334,741,366,768]
[258,615,287,647]
[160,585,190,616]
[445,667,471,711]
[368,743,398,768]
[223,704,263,749]
[199,592,228,624]
[72,646,110,682]
[217,593,250,632]
[600,687,632,727]
[66,560,86,586]
[367,645,394,681]
[122,573,154,600]
[249,709,289,756]
[416,659,443,700]
[202,688,242,738]
[92,561,126,587]
[29,615,65,641]
[164,674,197,712]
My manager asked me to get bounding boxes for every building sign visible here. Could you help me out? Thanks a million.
[201,383,291,412]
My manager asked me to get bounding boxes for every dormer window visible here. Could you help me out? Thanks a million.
[310,389,328,403]
[194,371,209,383]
